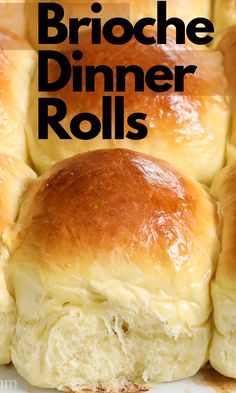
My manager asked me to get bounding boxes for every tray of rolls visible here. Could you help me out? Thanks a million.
[0,0,236,392]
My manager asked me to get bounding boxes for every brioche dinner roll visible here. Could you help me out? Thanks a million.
[0,28,35,162]
[213,0,236,33]
[8,149,219,391]
[29,29,229,183]
[0,154,35,365]
[210,164,236,378]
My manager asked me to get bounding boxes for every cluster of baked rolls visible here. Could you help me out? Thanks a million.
[0,0,236,392]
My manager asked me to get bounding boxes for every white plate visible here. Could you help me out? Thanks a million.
[0,365,234,393]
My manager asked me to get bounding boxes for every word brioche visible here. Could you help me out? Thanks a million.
[39,2,214,45]
[38,1,214,141]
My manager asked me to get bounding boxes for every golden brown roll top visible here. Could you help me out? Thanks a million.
[210,164,236,377]
[28,28,229,184]
[0,28,36,162]
[9,148,219,278]
[0,153,36,365]
[8,149,219,390]
[213,0,236,33]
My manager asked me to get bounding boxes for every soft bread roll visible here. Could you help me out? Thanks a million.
[0,28,36,162]
[26,0,211,49]
[28,28,229,184]
[8,149,219,391]
[0,0,25,37]
[215,25,236,164]
[210,164,236,377]
[213,0,236,33]
[0,154,36,365]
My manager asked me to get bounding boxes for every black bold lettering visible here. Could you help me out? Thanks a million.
[70,113,101,140]
[86,66,114,92]
[69,18,91,44]
[103,18,133,45]
[38,50,71,91]
[175,65,197,91]
[157,1,186,44]
[145,65,173,92]
[116,65,145,92]
[126,113,148,140]
[102,96,112,139]
[38,3,67,44]
[187,18,214,45]
[133,18,156,45]
[38,98,70,139]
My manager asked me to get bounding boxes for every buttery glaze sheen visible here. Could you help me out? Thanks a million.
[9,149,218,281]
[29,29,229,183]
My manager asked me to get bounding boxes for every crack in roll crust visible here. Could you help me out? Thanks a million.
[8,149,219,391]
